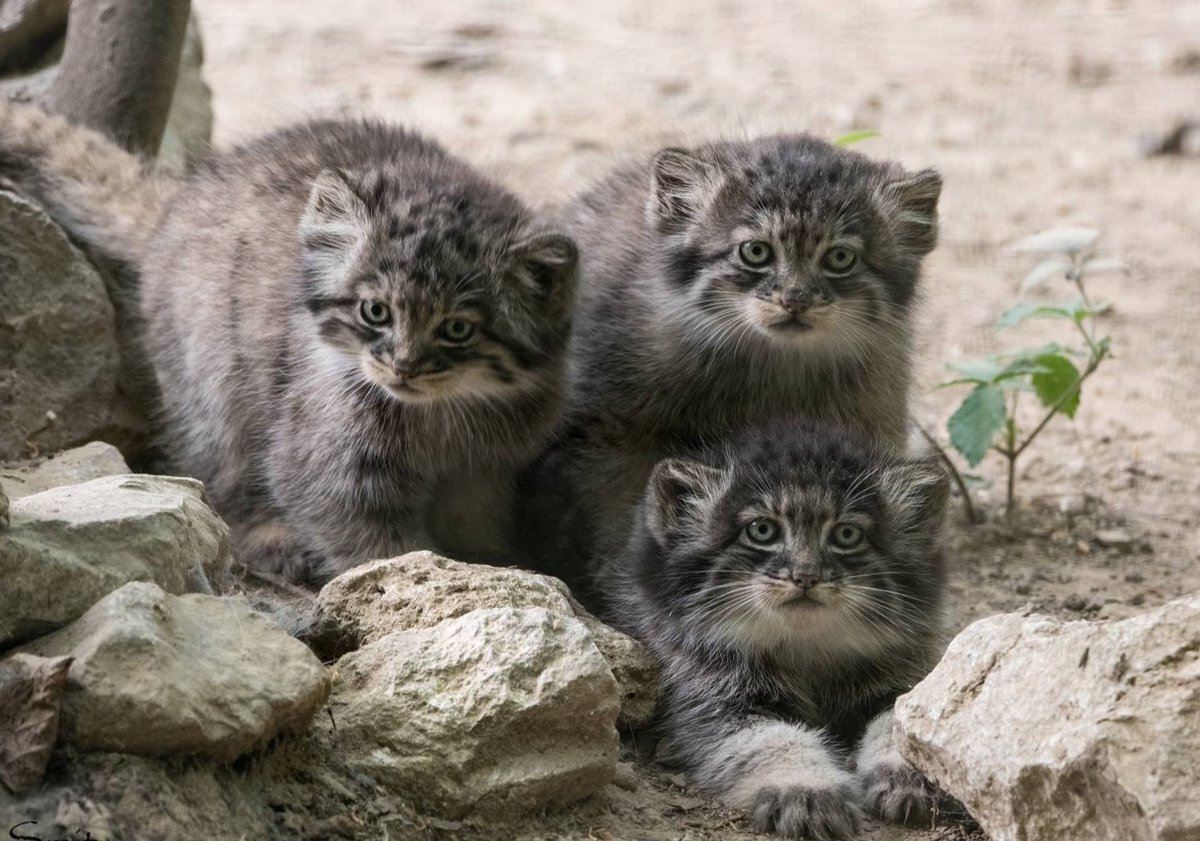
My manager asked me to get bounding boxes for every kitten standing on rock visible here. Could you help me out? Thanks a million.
[518,135,941,591]
[0,103,578,582]
[603,419,950,840]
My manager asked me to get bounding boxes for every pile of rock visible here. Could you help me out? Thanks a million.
[0,444,660,839]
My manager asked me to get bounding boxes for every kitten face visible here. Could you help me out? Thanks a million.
[648,138,940,356]
[298,168,576,403]
[636,420,947,655]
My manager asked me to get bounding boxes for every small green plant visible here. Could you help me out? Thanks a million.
[943,227,1120,517]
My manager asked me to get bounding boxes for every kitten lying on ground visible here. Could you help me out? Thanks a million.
[601,418,949,839]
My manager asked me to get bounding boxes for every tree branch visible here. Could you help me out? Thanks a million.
[43,0,191,157]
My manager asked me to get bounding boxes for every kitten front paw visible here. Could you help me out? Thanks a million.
[859,760,936,825]
[749,782,862,840]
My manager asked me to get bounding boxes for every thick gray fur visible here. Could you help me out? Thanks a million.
[602,419,949,839]
[0,102,578,582]
[517,135,941,591]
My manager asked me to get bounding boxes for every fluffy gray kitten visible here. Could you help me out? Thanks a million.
[518,135,941,590]
[603,418,949,840]
[0,103,577,582]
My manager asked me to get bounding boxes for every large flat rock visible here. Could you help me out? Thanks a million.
[0,474,230,647]
[896,594,1200,841]
[16,582,330,761]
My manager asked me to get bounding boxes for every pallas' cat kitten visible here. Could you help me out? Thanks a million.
[0,104,577,582]
[518,135,941,590]
[601,418,949,840]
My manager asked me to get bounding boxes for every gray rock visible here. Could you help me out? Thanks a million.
[330,606,619,818]
[576,612,661,729]
[0,481,7,531]
[895,594,1200,841]
[313,552,660,727]
[18,582,330,761]
[0,441,129,501]
[0,190,120,462]
[0,474,229,647]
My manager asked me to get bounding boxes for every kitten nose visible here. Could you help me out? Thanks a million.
[392,359,418,378]
[778,290,812,314]
[792,572,820,590]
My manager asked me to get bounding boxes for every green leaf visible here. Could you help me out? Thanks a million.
[997,303,1073,328]
[1021,256,1071,291]
[947,385,1007,467]
[943,358,1005,385]
[1012,227,1099,255]
[834,130,880,147]
[1004,342,1076,363]
[1029,353,1082,417]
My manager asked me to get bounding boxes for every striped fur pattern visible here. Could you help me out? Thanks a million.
[141,120,578,581]
[517,135,941,592]
[602,419,949,839]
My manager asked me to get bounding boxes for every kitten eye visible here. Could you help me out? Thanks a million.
[829,522,866,552]
[738,240,774,268]
[438,318,476,344]
[743,518,781,545]
[359,300,392,326]
[820,246,858,275]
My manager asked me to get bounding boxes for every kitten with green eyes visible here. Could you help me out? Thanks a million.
[602,418,950,840]
[517,135,942,594]
[0,104,577,582]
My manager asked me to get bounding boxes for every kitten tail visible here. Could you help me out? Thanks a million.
[0,99,176,265]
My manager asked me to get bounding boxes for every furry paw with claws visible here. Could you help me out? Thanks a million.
[859,761,937,825]
[749,783,863,840]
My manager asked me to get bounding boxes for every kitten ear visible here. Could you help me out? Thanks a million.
[647,147,719,234]
[878,168,942,255]
[879,457,950,531]
[299,168,370,252]
[509,232,579,320]
[645,457,726,545]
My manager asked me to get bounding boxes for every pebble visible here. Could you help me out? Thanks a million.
[1058,495,1087,516]
[1095,529,1134,552]
[612,762,639,792]
[1063,593,1089,612]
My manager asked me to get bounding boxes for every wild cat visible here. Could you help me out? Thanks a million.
[601,418,950,839]
[0,102,577,582]
[517,135,942,591]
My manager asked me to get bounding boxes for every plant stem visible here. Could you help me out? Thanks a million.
[918,425,981,525]
[1004,391,1020,517]
[1010,354,1104,460]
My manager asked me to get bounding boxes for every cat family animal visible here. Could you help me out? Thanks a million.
[518,135,942,592]
[602,418,950,839]
[0,102,578,581]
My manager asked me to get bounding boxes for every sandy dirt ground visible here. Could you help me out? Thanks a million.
[189,0,1200,838]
